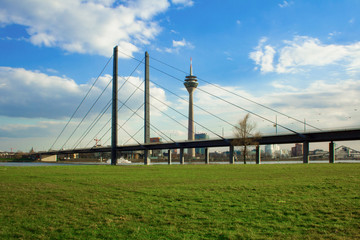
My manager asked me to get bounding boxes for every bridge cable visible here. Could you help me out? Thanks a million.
[87,117,111,148]
[103,102,144,144]
[85,86,142,149]
[142,60,302,135]
[115,83,177,143]
[122,126,144,146]
[116,50,231,136]
[117,122,142,146]
[122,75,225,140]
[119,100,176,143]
[151,104,188,130]
[102,100,188,146]
[49,55,113,150]
[95,78,146,147]
[150,80,237,130]
[115,50,301,135]
[73,57,145,149]
[103,97,176,146]
[60,76,113,150]
[150,56,322,132]
[72,100,112,149]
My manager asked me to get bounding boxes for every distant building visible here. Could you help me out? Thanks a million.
[195,133,209,155]
[291,143,303,157]
[150,137,161,143]
[336,146,350,159]
[281,149,290,158]
[265,144,280,158]
[0,151,8,157]
[334,146,360,159]
[150,137,164,157]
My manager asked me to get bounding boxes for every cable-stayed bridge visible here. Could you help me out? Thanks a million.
[39,46,360,165]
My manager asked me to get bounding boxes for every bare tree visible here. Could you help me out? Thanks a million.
[232,114,261,164]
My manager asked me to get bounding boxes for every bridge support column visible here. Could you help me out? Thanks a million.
[205,147,209,164]
[180,149,184,164]
[303,141,309,164]
[255,145,261,164]
[229,145,235,164]
[111,46,118,166]
[329,141,335,163]
[144,51,150,165]
[168,150,172,165]
[144,150,150,165]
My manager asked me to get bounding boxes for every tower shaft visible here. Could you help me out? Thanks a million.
[184,58,198,158]
[188,91,195,149]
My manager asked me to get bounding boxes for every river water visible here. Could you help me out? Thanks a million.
[0,160,359,167]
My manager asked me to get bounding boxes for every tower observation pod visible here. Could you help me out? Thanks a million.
[184,58,198,158]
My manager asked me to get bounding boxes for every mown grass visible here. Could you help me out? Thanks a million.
[0,164,359,239]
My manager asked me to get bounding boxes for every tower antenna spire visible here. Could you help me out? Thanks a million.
[190,57,193,76]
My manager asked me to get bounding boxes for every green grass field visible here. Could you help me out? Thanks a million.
[0,164,359,239]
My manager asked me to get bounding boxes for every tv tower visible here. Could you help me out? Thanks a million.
[184,58,198,158]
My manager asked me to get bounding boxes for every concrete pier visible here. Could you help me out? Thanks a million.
[255,145,261,164]
[205,147,209,164]
[168,150,172,165]
[144,150,150,165]
[180,149,184,164]
[303,141,309,163]
[229,145,235,164]
[329,141,335,163]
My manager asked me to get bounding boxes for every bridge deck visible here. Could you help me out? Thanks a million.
[44,129,360,155]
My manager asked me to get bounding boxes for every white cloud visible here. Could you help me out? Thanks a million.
[224,51,233,61]
[171,0,194,7]
[279,1,292,8]
[1,67,359,149]
[0,66,84,118]
[249,37,275,72]
[190,77,360,136]
[0,36,27,41]
[0,122,48,138]
[173,38,187,47]
[271,81,298,91]
[0,66,171,149]
[0,0,176,57]
[46,68,59,74]
[161,38,194,53]
[170,29,179,34]
[0,66,168,120]
[250,36,360,74]
[264,79,360,129]
[328,31,341,39]
[277,36,349,73]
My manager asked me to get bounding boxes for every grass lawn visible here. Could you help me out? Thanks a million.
[0,164,359,239]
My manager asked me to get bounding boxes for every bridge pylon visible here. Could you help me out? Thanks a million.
[111,46,118,165]
[144,51,151,165]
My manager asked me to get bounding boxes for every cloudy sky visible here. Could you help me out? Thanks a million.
[0,0,359,152]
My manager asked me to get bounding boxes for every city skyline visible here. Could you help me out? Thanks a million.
[0,0,360,151]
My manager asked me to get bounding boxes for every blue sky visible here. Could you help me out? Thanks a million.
[0,0,359,152]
